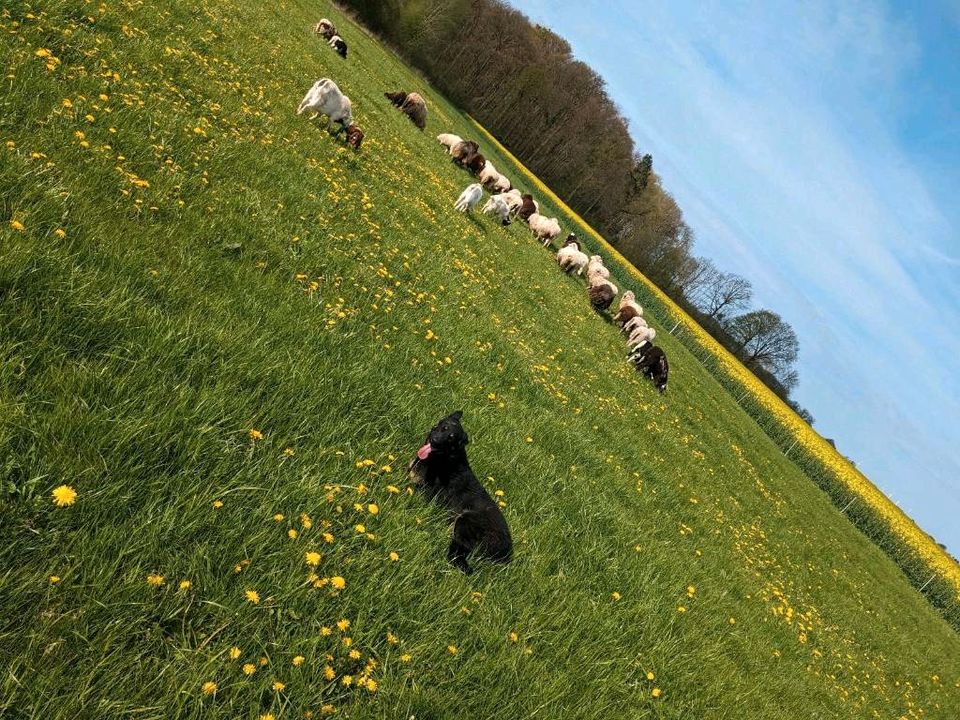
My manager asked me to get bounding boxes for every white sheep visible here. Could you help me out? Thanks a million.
[556,237,589,275]
[498,189,523,214]
[627,325,657,353]
[454,183,484,213]
[528,213,562,246]
[297,78,353,134]
[491,173,511,193]
[586,255,610,280]
[437,133,464,154]
[623,315,649,334]
[482,195,511,224]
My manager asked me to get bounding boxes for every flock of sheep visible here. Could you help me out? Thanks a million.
[299,19,670,393]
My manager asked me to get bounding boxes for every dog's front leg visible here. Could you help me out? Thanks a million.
[448,515,476,575]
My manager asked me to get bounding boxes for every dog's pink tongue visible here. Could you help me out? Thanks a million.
[416,442,432,461]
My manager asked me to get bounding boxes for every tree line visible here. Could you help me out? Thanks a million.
[338,0,813,423]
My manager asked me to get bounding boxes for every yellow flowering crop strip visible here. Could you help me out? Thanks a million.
[469,116,960,600]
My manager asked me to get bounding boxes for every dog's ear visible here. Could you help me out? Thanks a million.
[450,410,464,422]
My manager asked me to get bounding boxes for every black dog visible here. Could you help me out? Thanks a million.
[408,411,512,574]
[630,344,669,393]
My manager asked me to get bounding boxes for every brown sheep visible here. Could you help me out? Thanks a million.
[465,152,486,175]
[518,194,537,222]
[384,91,427,130]
[451,140,479,165]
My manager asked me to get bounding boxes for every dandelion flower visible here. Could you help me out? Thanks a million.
[611,592,621,601]
[51,485,77,507]
[687,585,696,597]
[300,513,312,528]
[367,503,379,515]
[201,681,217,695]
[305,551,322,566]
[178,579,192,590]
[288,528,298,539]
[651,687,662,699]
[229,646,241,660]
[341,675,353,687]
[323,532,334,543]
[284,447,296,457]
[292,655,305,666]
[646,671,655,681]
[387,485,400,494]
[386,632,398,645]
[447,645,458,655]
[728,617,736,625]
[260,715,275,720]
[677,606,687,613]
[212,499,224,508]
[54,228,66,238]
[249,428,264,441]
[388,552,399,562]
[49,575,61,584]
[271,680,285,691]
[323,665,335,680]
[146,574,165,587]
[354,524,366,533]
[348,649,361,660]
[320,626,332,636]
[399,653,412,663]
[273,513,285,522]
[365,678,377,692]
[245,589,261,604]
[242,663,256,676]
[331,576,346,590]
[509,632,519,643]
[320,704,335,715]
[336,618,350,631]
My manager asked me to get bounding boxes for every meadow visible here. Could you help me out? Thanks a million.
[1,0,958,718]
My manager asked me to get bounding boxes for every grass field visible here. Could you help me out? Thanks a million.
[1,0,959,718]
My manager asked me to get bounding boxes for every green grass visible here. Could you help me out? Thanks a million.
[1,0,958,718]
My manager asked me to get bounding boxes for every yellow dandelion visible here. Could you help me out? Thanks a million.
[611,592,621,601]
[49,575,61,584]
[242,663,256,676]
[336,618,350,631]
[320,626,332,636]
[677,606,687,613]
[354,524,366,533]
[388,552,399,562]
[348,649,361,660]
[687,585,696,597]
[320,704,335,715]
[229,646,241,660]
[201,681,217,695]
[292,655,305,666]
[245,589,261,604]
[729,617,736,625]
[288,528,298,539]
[399,653,412,663]
[447,645,458,655]
[51,485,77,507]
[84,114,95,123]
[322,532,334,543]
[330,576,346,590]
[651,687,662,699]
[646,671,655,681]
[54,228,66,238]
[387,485,400,494]
[509,632,519,643]
[212,499,224,508]
[323,665,335,680]
[273,513,285,522]
[365,678,377,692]
[146,573,165,587]
[178,579,192,591]
[260,715,275,720]
[386,632,398,645]
[300,513,312,528]
[284,447,296,457]
[305,551,322,566]
[367,503,379,515]
[341,675,353,687]
[249,428,264,441]
[271,680,285,691]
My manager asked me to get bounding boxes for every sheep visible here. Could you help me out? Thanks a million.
[329,34,347,59]
[556,235,589,276]
[499,189,523,214]
[451,140,479,165]
[482,195,511,225]
[314,18,337,40]
[384,91,427,130]
[454,183,484,213]
[630,344,669,393]
[491,173,512,193]
[586,255,610,280]
[623,315,649,334]
[437,133,464,154]
[613,290,644,328]
[627,324,656,352]
[478,159,500,186]
[517,193,538,222]
[528,213,562,246]
[297,79,362,146]
[464,152,486,175]
[587,273,618,312]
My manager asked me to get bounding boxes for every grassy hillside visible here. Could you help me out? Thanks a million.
[1,0,957,718]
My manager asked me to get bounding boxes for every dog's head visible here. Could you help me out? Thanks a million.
[345,124,364,148]
[384,91,407,106]
[416,410,469,461]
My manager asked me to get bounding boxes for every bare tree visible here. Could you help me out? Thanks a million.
[725,310,799,376]
[699,270,753,321]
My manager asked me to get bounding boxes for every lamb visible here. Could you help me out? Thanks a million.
[454,183,484,213]
[613,290,644,328]
[451,140,479,165]
[528,213,562,246]
[556,235,589,275]
[437,133,464,154]
[517,193,538,222]
[314,18,336,40]
[384,91,427,130]
[586,255,610,280]
[491,173,512,193]
[482,195,511,225]
[623,315,649,334]
[297,79,363,146]
[329,34,347,58]
[587,274,618,312]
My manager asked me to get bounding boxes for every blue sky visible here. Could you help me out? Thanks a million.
[509,0,960,552]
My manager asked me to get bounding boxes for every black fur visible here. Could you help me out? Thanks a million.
[408,411,513,575]
[631,344,669,393]
[332,37,347,58]
[518,194,537,222]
